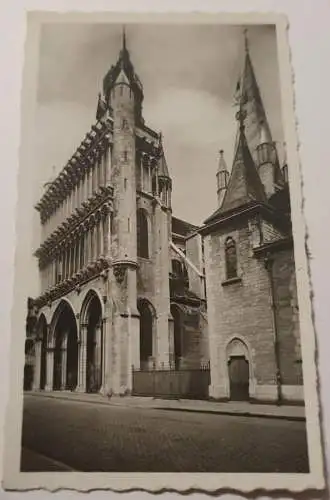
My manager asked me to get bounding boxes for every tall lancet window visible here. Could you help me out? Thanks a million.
[137,209,149,259]
[225,237,238,280]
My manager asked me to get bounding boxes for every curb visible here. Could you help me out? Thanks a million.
[26,392,305,422]
[157,406,306,422]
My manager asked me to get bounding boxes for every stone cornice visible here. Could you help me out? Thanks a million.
[35,186,113,265]
[35,118,114,222]
[34,258,111,309]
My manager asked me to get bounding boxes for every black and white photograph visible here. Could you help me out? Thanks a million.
[2,11,325,494]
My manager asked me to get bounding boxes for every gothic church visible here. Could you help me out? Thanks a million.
[26,31,303,403]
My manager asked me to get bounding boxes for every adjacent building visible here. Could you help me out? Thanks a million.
[201,40,303,403]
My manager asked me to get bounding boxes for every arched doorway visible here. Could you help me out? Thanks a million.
[170,304,183,369]
[227,338,250,401]
[38,314,48,390]
[52,301,78,391]
[84,294,103,393]
[137,299,153,370]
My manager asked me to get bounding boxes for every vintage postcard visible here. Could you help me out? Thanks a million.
[2,10,326,494]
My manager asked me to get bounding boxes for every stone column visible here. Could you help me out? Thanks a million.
[33,340,42,390]
[140,154,144,191]
[99,216,104,256]
[60,349,67,390]
[44,348,54,391]
[76,324,87,392]
[148,160,152,193]
[100,316,111,395]
[106,145,112,186]
[95,323,102,390]
[60,335,67,390]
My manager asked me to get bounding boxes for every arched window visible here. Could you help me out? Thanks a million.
[225,237,238,279]
[137,209,149,259]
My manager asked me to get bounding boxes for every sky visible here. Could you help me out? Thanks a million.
[34,22,284,226]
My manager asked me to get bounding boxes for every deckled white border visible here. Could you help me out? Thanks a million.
[0,9,327,495]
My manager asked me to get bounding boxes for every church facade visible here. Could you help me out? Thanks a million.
[29,32,304,403]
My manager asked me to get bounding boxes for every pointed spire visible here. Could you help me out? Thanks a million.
[216,149,229,208]
[237,30,272,162]
[157,131,170,178]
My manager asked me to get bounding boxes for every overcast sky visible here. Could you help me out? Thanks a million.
[34,22,283,226]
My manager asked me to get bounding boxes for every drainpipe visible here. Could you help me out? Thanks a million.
[264,253,282,405]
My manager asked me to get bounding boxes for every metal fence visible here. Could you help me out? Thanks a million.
[132,364,210,400]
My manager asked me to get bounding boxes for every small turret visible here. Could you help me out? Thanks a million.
[157,133,172,208]
[216,149,229,207]
[96,92,107,122]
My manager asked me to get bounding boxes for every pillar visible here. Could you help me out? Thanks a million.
[100,311,112,395]
[44,348,54,391]
[76,324,87,393]
[94,323,102,390]
[33,340,42,390]
[60,347,67,390]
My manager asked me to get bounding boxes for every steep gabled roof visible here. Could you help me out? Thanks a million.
[204,124,266,224]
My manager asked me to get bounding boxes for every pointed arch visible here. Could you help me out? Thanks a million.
[226,337,250,401]
[80,290,104,393]
[50,300,78,391]
[80,289,105,327]
[137,298,155,369]
[36,313,48,390]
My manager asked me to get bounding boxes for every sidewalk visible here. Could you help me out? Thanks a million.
[26,391,305,421]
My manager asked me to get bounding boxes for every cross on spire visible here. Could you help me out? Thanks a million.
[122,25,127,51]
[244,27,249,53]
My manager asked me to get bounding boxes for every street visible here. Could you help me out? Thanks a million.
[21,394,309,473]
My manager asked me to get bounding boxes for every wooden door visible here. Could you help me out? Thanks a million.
[228,356,249,401]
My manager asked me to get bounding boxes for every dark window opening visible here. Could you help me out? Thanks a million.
[225,237,238,279]
[137,209,149,259]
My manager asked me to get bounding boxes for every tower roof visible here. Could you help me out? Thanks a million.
[103,27,143,102]
[204,123,267,224]
[236,33,272,157]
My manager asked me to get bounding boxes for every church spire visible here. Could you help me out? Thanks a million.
[237,29,272,162]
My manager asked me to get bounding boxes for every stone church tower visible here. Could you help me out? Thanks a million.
[31,31,206,398]
[201,36,303,403]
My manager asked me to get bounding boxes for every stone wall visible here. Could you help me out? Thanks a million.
[205,219,279,401]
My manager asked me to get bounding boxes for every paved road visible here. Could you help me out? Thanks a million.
[21,395,309,473]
